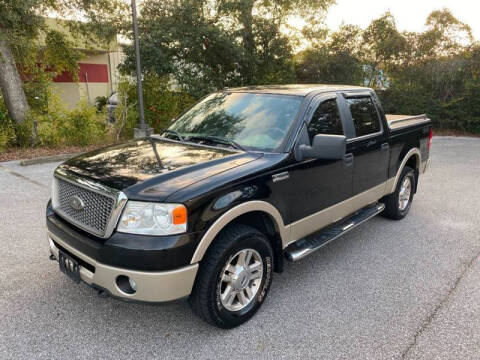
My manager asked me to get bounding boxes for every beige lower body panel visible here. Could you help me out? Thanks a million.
[48,231,198,302]
[285,182,387,246]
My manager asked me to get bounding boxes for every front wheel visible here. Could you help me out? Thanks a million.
[381,166,416,220]
[189,224,274,328]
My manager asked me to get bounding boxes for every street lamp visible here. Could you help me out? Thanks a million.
[131,0,152,138]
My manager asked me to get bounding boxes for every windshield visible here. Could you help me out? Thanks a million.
[167,92,303,151]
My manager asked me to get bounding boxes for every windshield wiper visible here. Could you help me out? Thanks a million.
[188,135,245,151]
[162,129,184,142]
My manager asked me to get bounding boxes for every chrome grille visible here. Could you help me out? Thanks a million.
[54,177,116,237]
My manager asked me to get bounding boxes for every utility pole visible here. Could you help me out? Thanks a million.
[131,0,152,138]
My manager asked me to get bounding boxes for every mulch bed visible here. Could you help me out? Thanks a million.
[0,144,113,162]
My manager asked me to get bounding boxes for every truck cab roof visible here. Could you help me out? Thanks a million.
[227,84,372,96]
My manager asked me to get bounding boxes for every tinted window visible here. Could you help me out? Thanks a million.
[169,92,303,151]
[347,97,381,137]
[307,99,343,142]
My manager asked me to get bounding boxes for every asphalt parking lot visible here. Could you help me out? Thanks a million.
[1,136,479,359]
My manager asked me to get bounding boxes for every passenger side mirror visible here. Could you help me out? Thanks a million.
[298,134,346,160]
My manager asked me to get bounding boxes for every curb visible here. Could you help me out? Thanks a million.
[19,153,82,166]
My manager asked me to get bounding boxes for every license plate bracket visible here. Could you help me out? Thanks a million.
[58,250,81,284]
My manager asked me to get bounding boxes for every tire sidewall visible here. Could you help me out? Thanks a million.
[211,233,273,327]
[396,169,415,217]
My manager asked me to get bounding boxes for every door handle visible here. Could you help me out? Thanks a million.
[366,139,377,147]
[343,153,354,166]
[381,143,389,151]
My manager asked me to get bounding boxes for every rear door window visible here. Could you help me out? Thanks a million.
[346,97,381,137]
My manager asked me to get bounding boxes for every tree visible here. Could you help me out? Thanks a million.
[378,9,479,132]
[121,0,243,97]
[361,12,407,88]
[121,0,334,97]
[295,24,364,85]
[0,1,43,125]
[0,0,127,141]
[216,0,333,85]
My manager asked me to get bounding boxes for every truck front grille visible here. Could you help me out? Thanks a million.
[54,178,116,237]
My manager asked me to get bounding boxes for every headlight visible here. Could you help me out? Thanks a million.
[117,201,187,235]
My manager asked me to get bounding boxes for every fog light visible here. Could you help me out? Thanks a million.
[116,275,137,295]
[128,278,138,292]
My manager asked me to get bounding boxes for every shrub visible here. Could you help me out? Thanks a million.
[0,101,16,151]
[60,101,107,145]
[95,96,109,112]
[115,75,197,139]
[34,95,111,147]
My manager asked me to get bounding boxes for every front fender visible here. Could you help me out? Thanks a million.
[190,200,288,263]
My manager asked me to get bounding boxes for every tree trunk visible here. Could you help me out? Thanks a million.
[0,38,29,124]
[239,0,256,84]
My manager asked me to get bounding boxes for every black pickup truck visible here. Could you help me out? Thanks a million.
[46,85,432,328]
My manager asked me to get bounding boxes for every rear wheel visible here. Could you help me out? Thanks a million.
[189,224,274,328]
[381,166,416,220]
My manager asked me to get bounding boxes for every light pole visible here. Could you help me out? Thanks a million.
[131,0,152,138]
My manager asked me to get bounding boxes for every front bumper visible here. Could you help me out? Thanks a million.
[48,231,198,302]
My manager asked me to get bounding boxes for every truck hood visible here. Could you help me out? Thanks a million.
[58,138,261,199]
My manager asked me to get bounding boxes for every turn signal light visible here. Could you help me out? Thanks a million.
[172,205,187,225]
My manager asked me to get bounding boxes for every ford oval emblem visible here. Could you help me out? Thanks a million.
[69,195,85,211]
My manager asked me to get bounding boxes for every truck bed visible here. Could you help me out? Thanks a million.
[386,114,430,131]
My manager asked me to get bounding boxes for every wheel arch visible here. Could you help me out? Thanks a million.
[387,147,421,194]
[190,201,288,266]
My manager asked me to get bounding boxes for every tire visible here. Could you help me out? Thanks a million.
[188,224,274,328]
[381,166,416,220]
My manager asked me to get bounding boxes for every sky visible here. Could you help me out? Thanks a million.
[324,0,480,39]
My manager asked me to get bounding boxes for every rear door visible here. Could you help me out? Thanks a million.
[344,94,390,195]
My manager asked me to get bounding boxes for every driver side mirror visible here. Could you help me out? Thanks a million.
[298,134,346,160]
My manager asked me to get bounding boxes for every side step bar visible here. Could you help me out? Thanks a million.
[285,202,385,262]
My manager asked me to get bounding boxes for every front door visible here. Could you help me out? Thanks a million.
[286,94,353,238]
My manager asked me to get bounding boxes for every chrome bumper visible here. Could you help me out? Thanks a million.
[48,231,198,302]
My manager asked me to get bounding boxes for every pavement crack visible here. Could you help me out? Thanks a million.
[0,165,47,189]
[400,247,480,360]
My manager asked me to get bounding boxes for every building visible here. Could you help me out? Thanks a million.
[45,18,125,107]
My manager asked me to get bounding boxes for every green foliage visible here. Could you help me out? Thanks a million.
[121,0,333,97]
[1,90,114,149]
[114,75,197,139]
[297,8,480,134]
[95,96,108,112]
[295,25,365,85]
[0,0,128,145]
[33,97,108,147]
[141,75,196,132]
[0,100,16,151]
[361,12,407,87]
[43,29,82,81]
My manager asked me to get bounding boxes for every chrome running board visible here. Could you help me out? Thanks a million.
[285,202,385,262]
